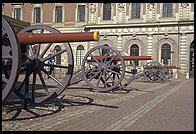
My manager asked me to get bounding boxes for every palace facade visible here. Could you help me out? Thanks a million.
[2,3,194,78]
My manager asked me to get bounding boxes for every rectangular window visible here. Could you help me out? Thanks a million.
[34,7,41,23]
[55,6,62,23]
[131,3,140,19]
[77,5,85,22]
[14,8,21,20]
[103,3,111,20]
[162,3,173,17]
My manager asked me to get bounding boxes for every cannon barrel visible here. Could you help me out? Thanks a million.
[87,56,153,62]
[144,65,180,69]
[17,31,99,45]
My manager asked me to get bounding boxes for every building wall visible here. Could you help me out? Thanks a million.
[2,3,194,78]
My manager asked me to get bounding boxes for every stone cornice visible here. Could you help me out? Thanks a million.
[83,20,194,29]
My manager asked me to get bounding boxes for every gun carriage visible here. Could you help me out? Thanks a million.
[2,16,180,106]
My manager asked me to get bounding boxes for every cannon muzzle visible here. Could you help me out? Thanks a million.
[87,56,154,62]
[17,31,99,45]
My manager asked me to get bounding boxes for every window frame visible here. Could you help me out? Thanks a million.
[32,4,43,24]
[130,44,139,66]
[161,43,171,65]
[76,45,85,66]
[103,3,112,20]
[131,3,141,19]
[12,4,23,21]
[162,3,173,18]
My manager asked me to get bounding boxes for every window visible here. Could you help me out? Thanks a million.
[131,3,140,19]
[162,3,173,17]
[103,3,111,20]
[130,44,139,66]
[14,8,21,20]
[77,5,85,22]
[102,44,110,56]
[55,6,62,23]
[34,7,41,23]
[161,44,171,65]
[54,45,61,65]
[76,45,84,65]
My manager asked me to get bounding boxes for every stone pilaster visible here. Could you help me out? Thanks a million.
[179,33,187,77]
[89,42,94,49]
[117,35,122,51]
[147,34,153,58]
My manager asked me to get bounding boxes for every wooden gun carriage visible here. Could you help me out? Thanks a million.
[2,16,180,106]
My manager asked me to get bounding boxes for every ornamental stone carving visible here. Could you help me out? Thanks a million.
[89,3,97,24]
[147,3,156,22]
[116,3,125,23]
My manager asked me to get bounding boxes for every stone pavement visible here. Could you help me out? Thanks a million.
[2,78,194,131]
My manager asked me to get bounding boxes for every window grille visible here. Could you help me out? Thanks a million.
[130,44,139,66]
[14,8,21,20]
[162,3,173,17]
[76,45,84,65]
[131,3,140,19]
[55,6,62,23]
[34,7,41,23]
[77,5,85,22]
[103,3,111,20]
[161,44,171,65]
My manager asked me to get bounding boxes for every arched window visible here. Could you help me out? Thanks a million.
[54,45,61,65]
[161,44,171,65]
[130,44,139,66]
[162,3,173,17]
[103,3,111,20]
[76,45,84,65]
[131,3,140,19]
[102,44,109,56]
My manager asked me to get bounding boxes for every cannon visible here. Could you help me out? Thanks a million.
[134,61,180,82]
[2,15,154,105]
[69,45,153,92]
[2,16,99,104]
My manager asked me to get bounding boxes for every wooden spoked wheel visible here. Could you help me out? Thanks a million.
[2,16,21,102]
[82,45,125,92]
[143,61,165,82]
[14,25,74,104]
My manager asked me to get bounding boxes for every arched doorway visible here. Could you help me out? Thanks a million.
[130,44,139,66]
[161,43,171,65]
[189,41,194,78]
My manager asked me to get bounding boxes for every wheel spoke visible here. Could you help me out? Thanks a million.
[106,68,122,76]
[2,76,8,83]
[91,54,101,65]
[103,71,108,88]
[41,48,67,62]
[88,71,100,82]
[31,72,37,102]
[106,54,118,66]
[44,63,69,69]
[96,71,102,87]
[37,70,50,96]
[39,43,52,58]
[41,68,62,86]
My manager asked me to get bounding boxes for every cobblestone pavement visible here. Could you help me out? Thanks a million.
[2,78,194,131]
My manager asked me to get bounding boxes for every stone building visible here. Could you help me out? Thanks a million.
[2,3,194,78]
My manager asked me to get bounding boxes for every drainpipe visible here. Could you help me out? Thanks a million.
[176,21,180,78]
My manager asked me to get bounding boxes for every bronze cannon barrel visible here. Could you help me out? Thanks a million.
[17,31,99,45]
[87,56,154,62]
[144,65,181,69]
